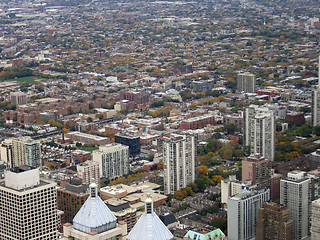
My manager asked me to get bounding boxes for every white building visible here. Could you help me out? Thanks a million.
[280,170,311,240]
[77,161,100,185]
[93,143,129,179]
[237,72,256,93]
[0,166,57,239]
[312,56,320,126]
[244,105,275,161]
[311,198,320,240]
[227,189,270,240]
[220,175,255,204]
[163,134,196,195]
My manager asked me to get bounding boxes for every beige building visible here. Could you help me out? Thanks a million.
[0,167,57,240]
[77,161,100,185]
[2,137,41,168]
[10,92,28,105]
[65,131,109,146]
[93,143,129,179]
[237,72,256,93]
[0,139,13,167]
[311,198,320,239]
[220,175,256,204]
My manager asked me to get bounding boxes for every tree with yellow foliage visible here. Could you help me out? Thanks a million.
[158,161,164,170]
[198,165,209,176]
[212,175,224,185]
[174,190,188,200]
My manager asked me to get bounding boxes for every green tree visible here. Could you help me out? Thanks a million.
[224,123,237,134]
[179,89,192,101]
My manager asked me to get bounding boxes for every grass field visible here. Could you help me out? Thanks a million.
[79,146,99,152]
[8,76,47,84]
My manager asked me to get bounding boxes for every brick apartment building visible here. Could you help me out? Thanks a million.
[180,114,215,130]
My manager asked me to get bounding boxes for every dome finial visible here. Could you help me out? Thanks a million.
[89,179,98,198]
[145,193,153,214]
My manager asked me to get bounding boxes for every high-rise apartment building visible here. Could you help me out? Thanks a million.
[280,170,311,240]
[57,178,89,223]
[312,56,320,126]
[242,153,271,188]
[237,72,256,93]
[1,137,41,168]
[256,202,293,240]
[227,189,270,240]
[244,105,275,161]
[10,92,28,106]
[93,143,129,179]
[12,137,41,168]
[0,138,13,167]
[311,198,320,240]
[77,161,100,185]
[0,166,57,240]
[163,133,196,194]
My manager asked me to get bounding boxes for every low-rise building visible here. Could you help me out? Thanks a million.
[65,131,109,145]
[105,198,137,232]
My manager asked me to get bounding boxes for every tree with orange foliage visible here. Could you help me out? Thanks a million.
[198,165,209,176]
[212,175,224,185]
[174,190,188,200]
[158,161,164,170]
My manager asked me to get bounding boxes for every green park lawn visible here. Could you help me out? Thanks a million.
[8,76,47,84]
[79,146,99,152]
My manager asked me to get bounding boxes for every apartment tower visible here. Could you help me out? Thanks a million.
[77,160,100,185]
[312,56,320,126]
[227,189,270,240]
[242,153,271,188]
[280,171,311,240]
[12,137,41,168]
[311,198,320,240]
[244,105,275,161]
[93,143,129,179]
[256,202,293,240]
[237,72,256,93]
[163,133,196,194]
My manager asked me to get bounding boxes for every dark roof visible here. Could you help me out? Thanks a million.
[159,213,177,226]
[106,201,131,212]
[67,165,77,172]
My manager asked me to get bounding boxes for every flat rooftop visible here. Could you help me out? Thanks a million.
[67,131,108,141]
[0,180,51,193]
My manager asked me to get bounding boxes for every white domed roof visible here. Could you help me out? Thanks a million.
[126,212,174,240]
[127,193,173,240]
[73,183,117,234]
